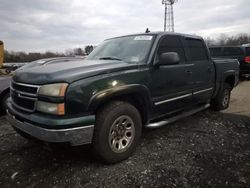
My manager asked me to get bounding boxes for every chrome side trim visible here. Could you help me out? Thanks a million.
[193,88,213,95]
[155,93,192,106]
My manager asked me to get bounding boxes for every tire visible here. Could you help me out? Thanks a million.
[92,101,142,164]
[211,83,231,111]
[1,92,10,113]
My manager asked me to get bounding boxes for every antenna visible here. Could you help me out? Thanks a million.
[145,28,150,33]
[162,0,178,32]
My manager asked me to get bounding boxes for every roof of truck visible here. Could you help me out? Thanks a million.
[107,31,203,41]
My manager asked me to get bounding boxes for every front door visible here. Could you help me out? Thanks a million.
[150,35,193,118]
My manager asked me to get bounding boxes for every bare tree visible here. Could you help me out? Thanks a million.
[85,45,94,55]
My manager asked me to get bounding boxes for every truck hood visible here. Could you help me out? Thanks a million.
[13,60,138,85]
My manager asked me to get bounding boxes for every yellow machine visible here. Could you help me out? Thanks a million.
[0,40,3,69]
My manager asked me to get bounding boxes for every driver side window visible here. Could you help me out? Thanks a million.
[157,36,186,63]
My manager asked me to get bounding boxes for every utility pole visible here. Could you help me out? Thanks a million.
[162,0,178,32]
[163,1,167,32]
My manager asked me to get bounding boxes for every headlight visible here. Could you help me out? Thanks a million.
[36,101,65,115]
[38,83,68,97]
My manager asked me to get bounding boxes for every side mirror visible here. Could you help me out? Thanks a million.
[157,52,180,66]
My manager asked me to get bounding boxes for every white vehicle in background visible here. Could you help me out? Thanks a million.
[242,44,250,47]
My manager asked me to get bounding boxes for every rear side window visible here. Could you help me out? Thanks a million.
[245,47,250,56]
[157,36,186,62]
[186,39,208,61]
[210,48,223,57]
[223,47,244,56]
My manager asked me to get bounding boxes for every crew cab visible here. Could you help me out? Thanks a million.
[7,32,239,163]
[209,45,250,77]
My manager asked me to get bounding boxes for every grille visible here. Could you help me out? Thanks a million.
[10,81,40,112]
[11,81,39,96]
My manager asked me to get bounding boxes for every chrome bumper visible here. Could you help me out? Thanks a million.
[7,111,95,146]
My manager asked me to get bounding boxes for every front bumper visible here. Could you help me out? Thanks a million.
[7,103,95,146]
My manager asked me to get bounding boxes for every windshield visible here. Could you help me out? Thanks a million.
[87,35,155,64]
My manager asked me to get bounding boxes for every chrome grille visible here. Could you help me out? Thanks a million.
[10,81,40,112]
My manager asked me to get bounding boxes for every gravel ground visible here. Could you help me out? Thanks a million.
[0,81,249,188]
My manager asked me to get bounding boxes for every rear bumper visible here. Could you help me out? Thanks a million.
[6,102,95,146]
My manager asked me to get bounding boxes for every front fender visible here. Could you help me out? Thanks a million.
[88,84,152,112]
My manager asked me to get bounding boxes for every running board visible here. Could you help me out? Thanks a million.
[146,104,210,129]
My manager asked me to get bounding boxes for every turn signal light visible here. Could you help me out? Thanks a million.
[245,56,250,63]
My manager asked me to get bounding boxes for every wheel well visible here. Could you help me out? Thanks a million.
[94,93,149,125]
[224,75,235,90]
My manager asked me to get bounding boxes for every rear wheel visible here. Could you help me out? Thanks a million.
[211,83,231,111]
[92,101,142,163]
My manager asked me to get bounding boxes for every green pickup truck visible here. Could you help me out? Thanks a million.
[7,32,239,163]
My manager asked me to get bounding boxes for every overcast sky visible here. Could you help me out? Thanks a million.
[0,0,249,52]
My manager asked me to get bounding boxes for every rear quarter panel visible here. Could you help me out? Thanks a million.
[212,58,239,97]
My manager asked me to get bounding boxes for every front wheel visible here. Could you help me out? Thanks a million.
[211,83,231,111]
[92,101,142,163]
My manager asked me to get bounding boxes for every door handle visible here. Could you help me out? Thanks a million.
[185,70,192,75]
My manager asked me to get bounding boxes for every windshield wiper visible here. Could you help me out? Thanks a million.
[99,57,122,61]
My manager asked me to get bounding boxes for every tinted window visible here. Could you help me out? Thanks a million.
[223,47,244,56]
[186,39,208,61]
[245,47,250,56]
[157,36,186,62]
[210,47,223,57]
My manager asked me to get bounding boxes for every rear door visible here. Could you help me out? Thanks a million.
[184,38,215,103]
[150,35,194,117]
